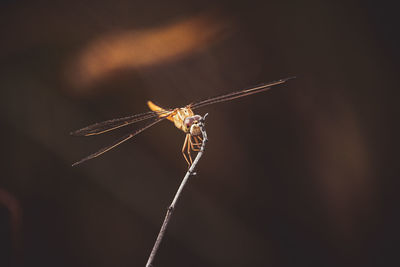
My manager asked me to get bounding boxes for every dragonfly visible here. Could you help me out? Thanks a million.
[71,77,295,166]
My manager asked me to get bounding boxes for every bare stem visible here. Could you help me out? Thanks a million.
[145,114,208,267]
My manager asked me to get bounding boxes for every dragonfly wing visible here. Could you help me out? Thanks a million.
[71,109,172,136]
[72,117,167,166]
[192,86,271,110]
[191,76,295,110]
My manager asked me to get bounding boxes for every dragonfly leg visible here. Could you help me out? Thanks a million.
[182,134,190,167]
[192,135,199,145]
[187,135,193,165]
[195,136,202,149]
[194,136,202,147]
[190,136,200,152]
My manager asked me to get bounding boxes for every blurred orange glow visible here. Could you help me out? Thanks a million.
[67,13,229,90]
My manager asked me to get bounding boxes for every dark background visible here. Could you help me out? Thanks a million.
[0,0,398,266]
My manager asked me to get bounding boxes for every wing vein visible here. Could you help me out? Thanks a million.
[191,77,295,110]
[70,109,172,136]
[72,117,166,166]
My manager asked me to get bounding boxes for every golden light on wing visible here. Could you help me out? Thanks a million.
[67,13,229,90]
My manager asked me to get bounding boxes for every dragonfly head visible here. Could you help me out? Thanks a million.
[184,115,202,136]
[190,124,201,136]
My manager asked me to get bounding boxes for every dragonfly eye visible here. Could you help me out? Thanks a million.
[193,115,202,121]
[184,117,193,127]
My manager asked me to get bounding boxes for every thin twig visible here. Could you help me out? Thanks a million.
[145,114,208,267]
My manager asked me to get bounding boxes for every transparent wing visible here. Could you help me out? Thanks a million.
[72,117,167,166]
[191,77,295,110]
[70,109,172,136]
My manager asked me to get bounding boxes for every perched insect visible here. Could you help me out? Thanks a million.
[71,77,295,166]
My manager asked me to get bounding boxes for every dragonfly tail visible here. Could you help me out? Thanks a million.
[147,101,174,121]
